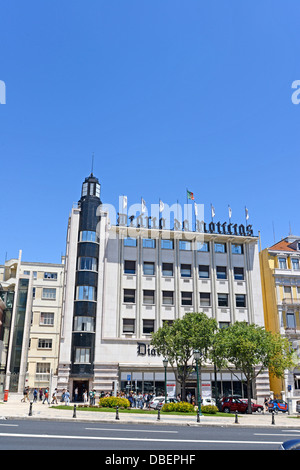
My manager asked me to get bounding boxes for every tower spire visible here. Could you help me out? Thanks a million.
[91,153,94,176]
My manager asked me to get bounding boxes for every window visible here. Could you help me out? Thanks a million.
[278,257,287,269]
[76,286,96,301]
[284,286,292,298]
[124,289,135,303]
[161,239,174,249]
[143,238,156,248]
[286,311,296,329]
[78,257,98,271]
[124,260,136,274]
[143,262,155,276]
[44,272,57,280]
[90,182,95,195]
[162,263,173,277]
[124,237,137,247]
[123,319,135,334]
[234,267,244,281]
[200,292,211,307]
[215,243,226,253]
[197,241,209,252]
[36,362,50,374]
[236,294,246,308]
[216,266,227,280]
[75,348,90,363]
[219,322,230,329]
[179,240,192,251]
[95,183,101,198]
[292,258,300,270]
[162,320,174,327]
[40,312,54,326]
[23,270,30,275]
[32,287,36,299]
[74,316,95,332]
[162,291,174,305]
[143,320,155,334]
[199,265,209,279]
[181,292,193,306]
[42,288,56,300]
[82,182,88,197]
[38,339,52,349]
[232,244,243,254]
[218,294,228,307]
[80,231,99,243]
[181,264,191,278]
[143,290,155,305]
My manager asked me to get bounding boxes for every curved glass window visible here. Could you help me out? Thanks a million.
[78,257,98,271]
[80,231,99,243]
[76,285,96,301]
[74,316,95,332]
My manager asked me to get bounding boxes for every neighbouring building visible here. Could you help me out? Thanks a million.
[57,173,270,403]
[0,251,64,395]
[260,235,300,411]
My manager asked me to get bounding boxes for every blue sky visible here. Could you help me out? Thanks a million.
[1,1,300,264]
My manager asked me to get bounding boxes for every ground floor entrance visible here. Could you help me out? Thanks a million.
[72,380,89,402]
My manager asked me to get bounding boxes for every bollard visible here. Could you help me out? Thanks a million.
[197,408,200,423]
[157,408,160,421]
[29,401,33,416]
[115,406,120,420]
[73,404,77,418]
[272,410,275,425]
[235,410,239,424]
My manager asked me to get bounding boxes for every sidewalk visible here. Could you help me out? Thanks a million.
[1,395,300,428]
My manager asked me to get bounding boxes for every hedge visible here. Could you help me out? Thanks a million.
[200,405,218,414]
[161,401,195,413]
[99,397,130,409]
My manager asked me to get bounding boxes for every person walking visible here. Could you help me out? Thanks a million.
[33,388,38,402]
[51,388,58,404]
[64,389,70,406]
[43,388,49,404]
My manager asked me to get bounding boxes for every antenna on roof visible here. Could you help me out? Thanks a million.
[91,153,94,176]
[289,221,292,236]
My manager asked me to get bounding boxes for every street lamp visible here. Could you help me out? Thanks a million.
[194,349,202,416]
[163,358,168,403]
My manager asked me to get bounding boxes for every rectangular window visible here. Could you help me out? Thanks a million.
[42,288,56,300]
[44,272,58,280]
[76,286,96,301]
[181,291,193,306]
[292,259,300,270]
[200,292,211,307]
[82,182,88,197]
[216,266,227,280]
[124,237,137,247]
[143,262,155,276]
[199,265,209,279]
[143,320,155,334]
[143,290,155,305]
[74,316,95,332]
[197,241,209,252]
[278,257,287,269]
[162,263,173,277]
[123,319,135,334]
[38,339,52,349]
[218,293,228,307]
[181,264,192,278]
[143,238,156,248]
[162,291,174,305]
[80,231,99,243]
[124,260,136,274]
[234,267,244,280]
[75,348,90,363]
[215,243,226,253]
[78,257,98,271]
[284,286,292,298]
[40,312,54,326]
[232,244,243,254]
[124,289,135,303]
[236,294,246,308]
[95,183,100,198]
[286,311,296,328]
[179,240,192,251]
[161,239,174,249]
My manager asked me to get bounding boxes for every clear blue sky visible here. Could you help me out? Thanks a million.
[1,1,300,264]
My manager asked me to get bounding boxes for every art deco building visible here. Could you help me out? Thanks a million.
[57,173,270,403]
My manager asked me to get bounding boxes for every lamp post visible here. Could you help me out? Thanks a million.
[163,358,168,403]
[194,349,202,416]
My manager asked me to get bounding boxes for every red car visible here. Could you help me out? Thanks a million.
[219,396,263,413]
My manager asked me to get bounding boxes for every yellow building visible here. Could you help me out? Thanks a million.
[260,235,300,410]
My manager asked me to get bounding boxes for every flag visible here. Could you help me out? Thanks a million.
[141,198,146,214]
[159,199,164,213]
[187,190,194,200]
[211,204,215,219]
[245,207,249,220]
[228,205,232,219]
[194,201,198,217]
[123,195,127,210]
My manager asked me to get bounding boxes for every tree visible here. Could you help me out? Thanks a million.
[151,312,218,401]
[213,322,295,413]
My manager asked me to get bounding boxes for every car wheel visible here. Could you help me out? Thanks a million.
[223,407,230,413]
[257,408,262,413]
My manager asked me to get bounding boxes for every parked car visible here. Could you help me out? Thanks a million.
[219,396,263,413]
[296,400,300,413]
[201,397,216,406]
[149,396,179,410]
[280,439,300,450]
[268,399,288,413]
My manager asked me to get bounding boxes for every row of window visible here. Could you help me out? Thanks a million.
[124,238,243,254]
[123,288,246,308]
[125,261,244,280]
[278,257,300,270]
[23,271,58,280]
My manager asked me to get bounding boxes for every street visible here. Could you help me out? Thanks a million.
[0,419,299,451]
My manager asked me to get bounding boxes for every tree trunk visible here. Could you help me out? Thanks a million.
[247,379,252,414]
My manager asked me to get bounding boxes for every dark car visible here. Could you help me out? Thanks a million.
[268,399,288,413]
[280,439,300,450]
[219,396,263,413]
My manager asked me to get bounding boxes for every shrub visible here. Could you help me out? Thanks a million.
[99,397,130,409]
[201,405,218,414]
[161,401,195,413]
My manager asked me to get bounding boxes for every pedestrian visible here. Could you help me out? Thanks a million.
[51,388,58,404]
[74,387,78,402]
[39,388,43,401]
[33,388,38,402]
[64,389,70,406]
[43,388,49,404]
[264,397,269,412]
[83,390,87,403]
[21,386,29,402]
